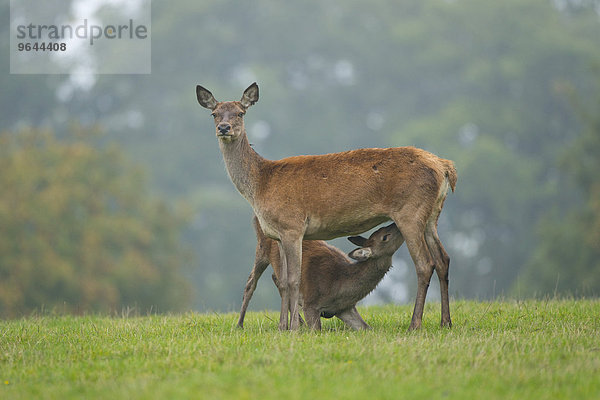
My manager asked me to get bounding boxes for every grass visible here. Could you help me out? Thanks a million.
[1,299,599,399]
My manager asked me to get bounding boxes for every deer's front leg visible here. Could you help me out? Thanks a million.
[277,242,289,330]
[280,236,303,330]
[237,257,269,329]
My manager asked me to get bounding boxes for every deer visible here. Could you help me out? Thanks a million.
[237,219,404,330]
[196,82,457,331]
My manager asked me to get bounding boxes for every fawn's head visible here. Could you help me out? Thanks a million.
[196,83,259,142]
[347,223,403,261]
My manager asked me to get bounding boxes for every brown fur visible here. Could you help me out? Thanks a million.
[196,83,457,330]
[237,219,404,330]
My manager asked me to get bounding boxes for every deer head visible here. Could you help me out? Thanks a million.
[347,223,403,261]
[196,83,259,142]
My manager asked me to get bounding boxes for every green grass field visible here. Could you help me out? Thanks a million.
[1,300,599,400]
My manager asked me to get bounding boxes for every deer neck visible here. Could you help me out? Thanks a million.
[345,257,393,300]
[218,132,265,203]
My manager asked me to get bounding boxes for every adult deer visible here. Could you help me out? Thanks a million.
[196,82,457,330]
[238,219,404,330]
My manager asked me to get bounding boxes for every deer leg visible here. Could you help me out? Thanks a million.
[280,236,303,330]
[272,273,305,326]
[336,307,371,330]
[276,241,289,330]
[425,222,452,328]
[237,257,269,328]
[271,273,282,296]
[303,306,321,330]
[397,219,435,330]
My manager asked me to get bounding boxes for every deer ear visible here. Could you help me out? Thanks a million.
[196,85,218,110]
[240,82,259,109]
[349,247,372,261]
[347,235,367,247]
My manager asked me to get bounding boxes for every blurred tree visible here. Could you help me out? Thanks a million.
[0,127,192,318]
[390,0,600,299]
[4,0,600,310]
[519,75,600,296]
[45,0,600,308]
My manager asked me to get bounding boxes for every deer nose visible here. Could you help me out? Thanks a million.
[217,123,231,135]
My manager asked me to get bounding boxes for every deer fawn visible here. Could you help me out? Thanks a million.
[238,219,404,330]
[196,83,456,330]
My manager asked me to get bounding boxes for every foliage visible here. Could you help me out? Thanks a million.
[386,0,600,298]
[88,0,600,306]
[1,300,599,399]
[0,128,192,317]
[2,0,600,310]
[520,77,600,296]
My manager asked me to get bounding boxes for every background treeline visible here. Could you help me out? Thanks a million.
[0,128,192,317]
[1,0,599,317]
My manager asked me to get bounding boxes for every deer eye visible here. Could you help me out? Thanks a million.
[211,113,217,119]
[238,112,244,118]
[382,234,390,241]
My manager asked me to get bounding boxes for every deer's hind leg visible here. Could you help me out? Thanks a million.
[303,305,321,330]
[425,219,452,328]
[336,307,371,330]
[424,183,452,328]
[392,210,436,331]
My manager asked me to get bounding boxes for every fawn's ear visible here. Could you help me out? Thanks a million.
[240,82,259,109]
[196,85,218,110]
[349,247,372,261]
[348,235,368,247]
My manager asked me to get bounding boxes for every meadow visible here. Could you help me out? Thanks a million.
[1,299,599,400]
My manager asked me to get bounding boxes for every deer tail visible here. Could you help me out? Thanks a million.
[443,159,457,193]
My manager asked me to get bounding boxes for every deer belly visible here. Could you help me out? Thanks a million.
[304,215,390,240]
